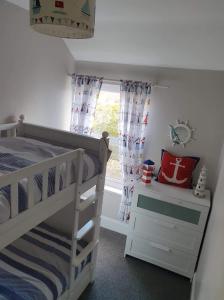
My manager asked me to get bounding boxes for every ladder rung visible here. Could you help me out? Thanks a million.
[73,240,99,266]
[79,195,96,211]
[76,218,96,240]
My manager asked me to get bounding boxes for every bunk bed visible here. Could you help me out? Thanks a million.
[0,115,110,300]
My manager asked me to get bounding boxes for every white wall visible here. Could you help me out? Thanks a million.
[77,61,224,219]
[0,1,75,130]
[101,187,122,225]
[193,144,224,300]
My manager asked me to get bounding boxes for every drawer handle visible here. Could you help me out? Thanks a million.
[153,219,176,229]
[150,242,171,253]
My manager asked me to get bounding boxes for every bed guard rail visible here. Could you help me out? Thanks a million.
[0,149,82,217]
[0,148,84,251]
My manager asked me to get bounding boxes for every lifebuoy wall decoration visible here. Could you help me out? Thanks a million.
[169,120,195,147]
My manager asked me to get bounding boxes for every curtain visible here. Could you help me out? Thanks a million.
[70,74,103,135]
[119,80,151,222]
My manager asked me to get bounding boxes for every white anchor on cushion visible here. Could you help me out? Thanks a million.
[162,158,188,184]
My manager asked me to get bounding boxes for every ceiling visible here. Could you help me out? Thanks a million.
[7,0,224,71]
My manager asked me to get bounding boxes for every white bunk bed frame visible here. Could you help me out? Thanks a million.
[0,115,110,300]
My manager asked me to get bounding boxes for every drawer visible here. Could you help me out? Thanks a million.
[126,236,196,278]
[130,213,202,255]
[133,193,209,232]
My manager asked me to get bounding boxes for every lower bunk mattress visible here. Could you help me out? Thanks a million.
[0,223,91,300]
[0,137,101,224]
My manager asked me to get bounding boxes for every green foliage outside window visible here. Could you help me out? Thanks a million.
[92,102,119,137]
[92,90,121,180]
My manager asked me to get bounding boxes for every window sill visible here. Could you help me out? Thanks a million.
[105,177,122,195]
[105,185,122,195]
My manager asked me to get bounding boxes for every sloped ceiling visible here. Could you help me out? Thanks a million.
[6,0,224,71]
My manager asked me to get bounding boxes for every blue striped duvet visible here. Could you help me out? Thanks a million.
[0,137,101,224]
[0,223,91,300]
[0,153,59,214]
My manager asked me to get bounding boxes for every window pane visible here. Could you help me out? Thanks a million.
[92,86,121,180]
[106,137,121,179]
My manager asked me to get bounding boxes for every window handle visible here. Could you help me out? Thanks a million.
[133,217,137,230]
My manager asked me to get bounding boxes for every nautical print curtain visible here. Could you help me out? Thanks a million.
[70,75,103,135]
[119,81,151,222]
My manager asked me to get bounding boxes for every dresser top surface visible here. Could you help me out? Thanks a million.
[135,180,211,207]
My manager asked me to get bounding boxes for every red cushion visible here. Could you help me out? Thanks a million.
[157,150,200,189]
[55,1,64,8]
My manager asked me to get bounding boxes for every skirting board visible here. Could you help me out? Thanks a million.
[100,216,128,236]
[190,273,197,300]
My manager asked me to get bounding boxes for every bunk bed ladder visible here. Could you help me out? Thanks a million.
[89,173,106,281]
[69,153,105,289]
[69,133,109,293]
[72,179,103,272]
[69,149,85,290]
[88,134,109,282]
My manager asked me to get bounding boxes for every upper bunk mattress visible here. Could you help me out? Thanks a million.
[0,137,100,180]
[0,137,101,224]
[0,223,91,300]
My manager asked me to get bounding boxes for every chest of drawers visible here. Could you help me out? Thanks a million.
[124,181,210,278]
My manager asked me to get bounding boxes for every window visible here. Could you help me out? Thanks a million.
[92,83,121,183]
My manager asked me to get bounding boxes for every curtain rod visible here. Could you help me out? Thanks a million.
[68,74,169,89]
[103,78,169,89]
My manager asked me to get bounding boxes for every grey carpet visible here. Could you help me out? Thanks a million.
[79,228,191,300]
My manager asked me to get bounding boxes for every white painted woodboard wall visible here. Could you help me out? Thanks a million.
[77,61,224,221]
[193,143,224,300]
[0,1,75,130]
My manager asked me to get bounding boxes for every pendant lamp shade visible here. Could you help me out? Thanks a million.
[30,0,96,39]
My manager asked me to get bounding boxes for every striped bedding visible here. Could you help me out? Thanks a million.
[0,223,91,300]
[0,137,101,224]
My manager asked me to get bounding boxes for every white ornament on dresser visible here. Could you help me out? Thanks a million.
[124,180,210,279]
[194,166,207,198]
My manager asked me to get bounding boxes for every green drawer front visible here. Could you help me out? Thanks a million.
[137,195,201,225]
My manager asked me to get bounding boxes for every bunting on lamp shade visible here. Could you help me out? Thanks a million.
[30,0,96,39]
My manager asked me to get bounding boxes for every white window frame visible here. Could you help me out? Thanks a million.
[98,82,122,190]
[105,177,122,192]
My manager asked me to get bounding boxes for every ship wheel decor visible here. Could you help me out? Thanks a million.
[169,120,195,147]
[30,0,96,39]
